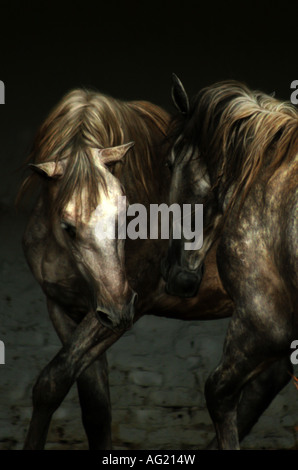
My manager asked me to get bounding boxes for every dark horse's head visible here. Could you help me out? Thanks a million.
[161,75,221,298]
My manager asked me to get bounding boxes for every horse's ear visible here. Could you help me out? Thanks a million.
[29,161,65,179]
[99,141,135,165]
[171,73,189,114]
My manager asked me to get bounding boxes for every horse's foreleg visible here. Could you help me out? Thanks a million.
[24,311,119,450]
[236,355,292,441]
[206,356,292,449]
[49,301,112,449]
[76,356,112,449]
[205,328,256,449]
[205,304,291,450]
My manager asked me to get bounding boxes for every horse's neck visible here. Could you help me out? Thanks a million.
[27,195,66,250]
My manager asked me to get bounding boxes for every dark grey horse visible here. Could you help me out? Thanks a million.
[163,75,297,449]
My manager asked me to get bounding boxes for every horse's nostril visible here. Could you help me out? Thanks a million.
[176,271,198,289]
[165,268,202,298]
[96,310,114,329]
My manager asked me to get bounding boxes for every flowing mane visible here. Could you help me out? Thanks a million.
[17,88,170,215]
[172,80,298,213]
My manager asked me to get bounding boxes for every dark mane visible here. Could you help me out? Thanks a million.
[172,80,298,213]
[17,89,170,215]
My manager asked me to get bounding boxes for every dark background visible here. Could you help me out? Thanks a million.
[0,0,296,206]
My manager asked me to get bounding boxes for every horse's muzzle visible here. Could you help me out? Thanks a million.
[96,292,138,331]
[164,263,204,298]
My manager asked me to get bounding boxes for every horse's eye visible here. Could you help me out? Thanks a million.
[61,221,76,239]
